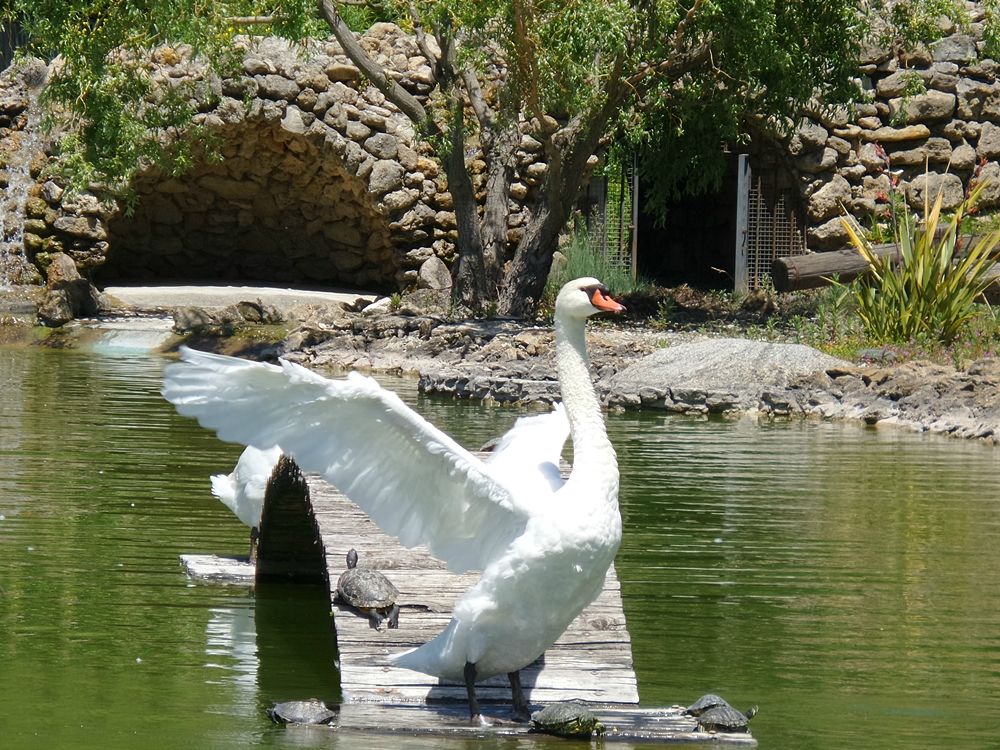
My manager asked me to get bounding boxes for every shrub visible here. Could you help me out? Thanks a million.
[838,182,1000,344]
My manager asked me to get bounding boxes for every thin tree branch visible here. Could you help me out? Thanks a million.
[626,38,712,91]
[626,0,710,90]
[512,0,543,121]
[227,16,277,26]
[318,0,436,134]
[407,2,440,72]
[461,68,493,132]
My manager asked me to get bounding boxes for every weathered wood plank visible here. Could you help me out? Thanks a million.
[179,553,254,583]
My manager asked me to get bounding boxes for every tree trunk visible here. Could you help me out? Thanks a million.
[440,102,488,310]
[480,123,521,296]
[771,245,900,291]
[772,235,998,291]
[497,202,565,316]
[497,99,623,317]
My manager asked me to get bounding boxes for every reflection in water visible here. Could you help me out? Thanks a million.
[254,582,341,706]
[205,602,259,690]
[1,346,999,749]
[609,410,1000,748]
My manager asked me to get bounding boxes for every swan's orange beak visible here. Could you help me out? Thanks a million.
[590,287,626,313]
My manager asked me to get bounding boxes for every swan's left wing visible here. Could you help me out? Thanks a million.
[163,347,528,573]
[486,403,568,496]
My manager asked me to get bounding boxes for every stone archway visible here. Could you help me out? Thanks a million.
[96,119,398,291]
[21,30,465,295]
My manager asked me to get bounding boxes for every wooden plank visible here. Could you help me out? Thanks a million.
[306,470,642,707]
[179,553,254,583]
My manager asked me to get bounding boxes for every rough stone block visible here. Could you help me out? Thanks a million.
[888,90,956,123]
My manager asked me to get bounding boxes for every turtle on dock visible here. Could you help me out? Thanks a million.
[335,548,400,630]
[695,703,757,734]
[684,693,730,717]
[268,699,337,725]
[531,702,606,738]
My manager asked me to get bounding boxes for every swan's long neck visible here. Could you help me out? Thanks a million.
[555,314,618,496]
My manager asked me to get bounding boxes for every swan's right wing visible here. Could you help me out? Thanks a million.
[163,347,530,573]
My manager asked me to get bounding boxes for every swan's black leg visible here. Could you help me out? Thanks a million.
[249,527,259,565]
[387,604,400,629]
[464,661,481,722]
[508,670,529,721]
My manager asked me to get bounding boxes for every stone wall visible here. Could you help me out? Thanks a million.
[6,13,1000,290]
[793,7,1000,250]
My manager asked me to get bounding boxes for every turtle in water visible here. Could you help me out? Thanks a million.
[695,703,757,734]
[531,702,606,738]
[335,548,400,630]
[684,693,730,717]
[267,699,337,725]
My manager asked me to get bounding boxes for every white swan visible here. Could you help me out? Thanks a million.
[210,444,282,560]
[161,277,625,720]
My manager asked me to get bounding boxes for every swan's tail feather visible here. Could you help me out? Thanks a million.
[388,620,459,679]
[210,474,238,514]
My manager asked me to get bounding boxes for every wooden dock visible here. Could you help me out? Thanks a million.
[309,475,638,707]
[195,457,757,744]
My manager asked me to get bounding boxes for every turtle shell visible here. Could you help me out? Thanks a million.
[696,703,753,733]
[531,702,605,738]
[268,699,337,725]
[685,693,729,717]
[337,566,398,609]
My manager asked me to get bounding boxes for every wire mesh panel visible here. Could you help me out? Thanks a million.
[745,178,807,290]
[586,160,635,277]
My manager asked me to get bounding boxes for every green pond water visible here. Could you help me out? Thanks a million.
[1,342,999,748]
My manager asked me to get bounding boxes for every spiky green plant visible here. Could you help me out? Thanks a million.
[838,182,1000,343]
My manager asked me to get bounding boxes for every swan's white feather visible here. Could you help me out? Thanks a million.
[485,403,568,497]
[210,444,283,528]
[163,347,529,573]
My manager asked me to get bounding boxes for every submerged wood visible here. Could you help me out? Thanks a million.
[179,553,254,583]
[333,703,758,744]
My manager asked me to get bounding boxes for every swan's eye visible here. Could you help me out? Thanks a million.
[585,285,626,313]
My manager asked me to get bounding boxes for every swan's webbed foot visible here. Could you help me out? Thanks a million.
[470,712,497,726]
[508,670,530,722]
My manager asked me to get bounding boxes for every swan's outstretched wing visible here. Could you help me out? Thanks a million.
[486,403,568,496]
[163,347,528,573]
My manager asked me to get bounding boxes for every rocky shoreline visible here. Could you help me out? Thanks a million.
[4,282,995,446]
[268,307,1000,446]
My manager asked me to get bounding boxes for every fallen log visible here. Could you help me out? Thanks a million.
[771,244,899,291]
[772,234,997,292]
